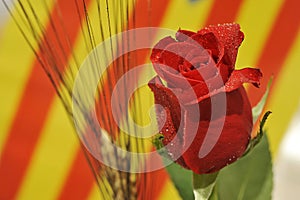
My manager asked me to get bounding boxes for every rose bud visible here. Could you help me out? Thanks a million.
[148,23,262,174]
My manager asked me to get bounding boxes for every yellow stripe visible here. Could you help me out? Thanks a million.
[265,29,300,156]
[158,179,181,200]
[87,185,101,200]
[16,98,79,200]
[0,0,55,154]
[87,183,107,200]
[235,0,284,68]
[160,0,213,30]
[88,174,181,200]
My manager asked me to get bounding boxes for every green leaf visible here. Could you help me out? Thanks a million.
[152,134,194,200]
[252,77,273,123]
[259,111,272,134]
[165,162,194,200]
[215,133,273,200]
[193,172,218,200]
[243,111,272,156]
[208,185,219,200]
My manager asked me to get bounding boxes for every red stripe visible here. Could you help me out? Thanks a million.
[130,0,169,28]
[0,0,92,199]
[58,149,95,200]
[0,67,54,200]
[247,0,300,106]
[204,0,243,26]
[138,154,169,200]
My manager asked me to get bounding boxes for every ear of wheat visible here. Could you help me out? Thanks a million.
[2,0,165,199]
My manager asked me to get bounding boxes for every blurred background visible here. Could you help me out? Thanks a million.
[0,0,300,199]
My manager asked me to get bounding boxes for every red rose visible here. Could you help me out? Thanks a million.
[148,23,262,174]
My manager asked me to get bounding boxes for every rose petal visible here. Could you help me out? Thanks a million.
[176,29,196,42]
[176,72,225,105]
[181,48,210,71]
[152,63,201,88]
[198,23,244,67]
[181,57,218,83]
[215,62,231,83]
[191,31,232,83]
[191,32,224,63]
[153,47,220,88]
[148,76,181,130]
[151,36,176,63]
[156,42,199,71]
[178,68,262,105]
[152,42,210,88]
[148,77,187,164]
[182,87,252,174]
[184,48,207,63]
[225,68,263,92]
